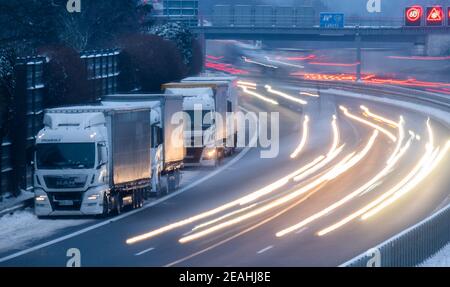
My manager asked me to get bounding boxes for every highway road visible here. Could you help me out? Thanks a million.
[0,50,449,267]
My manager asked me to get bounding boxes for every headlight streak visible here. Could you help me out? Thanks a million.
[340,106,397,142]
[265,85,308,105]
[324,131,378,181]
[265,56,305,69]
[276,130,413,237]
[178,132,378,244]
[293,145,344,183]
[386,117,405,165]
[127,116,341,245]
[317,120,438,236]
[300,92,320,98]
[240,116,340,205]
[360,105,400,129]
[242,56,278,69]
[361,147,445,220]
[290,115,310,159]
[239,86,279,105]
[192,204,258,231]
[237,81,257,88]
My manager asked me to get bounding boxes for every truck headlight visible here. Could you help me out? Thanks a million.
[204,148,217,159]
[87,194,100,201]
[35,195,47,202]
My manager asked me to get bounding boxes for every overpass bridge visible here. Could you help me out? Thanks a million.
[188,5,450,55]
[192,25,449,43]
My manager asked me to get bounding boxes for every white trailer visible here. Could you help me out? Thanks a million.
[103,94,186,196]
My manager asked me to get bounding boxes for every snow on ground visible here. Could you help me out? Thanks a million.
[0,209,92,253]
[420,243,450,267]
[0,190,34,212]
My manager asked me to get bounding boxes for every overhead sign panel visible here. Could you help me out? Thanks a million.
[320,13,345,28]
[405,6,423,26]
[426,6,443,26]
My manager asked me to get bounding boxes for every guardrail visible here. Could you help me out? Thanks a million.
[341,202,450,267]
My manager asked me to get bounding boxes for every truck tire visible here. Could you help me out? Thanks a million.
[115,194,122,215]
[175,170,181,189]
[168,173,177,193]
[99,194,110,218]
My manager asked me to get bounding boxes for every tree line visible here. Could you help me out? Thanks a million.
[0,0,203,198]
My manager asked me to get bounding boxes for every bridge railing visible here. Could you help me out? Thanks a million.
[201,15,404,28]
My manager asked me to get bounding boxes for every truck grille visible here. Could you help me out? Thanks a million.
[44,175,87,189]
[48,192,84,211]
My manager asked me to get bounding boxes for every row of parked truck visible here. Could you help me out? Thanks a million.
[34,76,239,217]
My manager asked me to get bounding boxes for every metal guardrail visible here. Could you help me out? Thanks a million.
[341,202,450,267]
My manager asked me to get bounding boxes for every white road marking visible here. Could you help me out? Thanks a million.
[257,245,274,254]
[0,126,254,263]
[135,247,155,256]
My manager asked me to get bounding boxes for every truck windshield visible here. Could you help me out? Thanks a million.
[36,143,95,169]
[186,110,213,131]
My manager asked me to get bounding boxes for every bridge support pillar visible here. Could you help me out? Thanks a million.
[412,36,427,56]
[355,35,362,82]
[198,32,207,72]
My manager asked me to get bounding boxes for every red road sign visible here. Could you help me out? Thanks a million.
[405,6,422,26]
[426,6,443,26]
[448,7,450,26]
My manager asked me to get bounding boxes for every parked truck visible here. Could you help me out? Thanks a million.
[34,105,152,217]
[103,94,185,196]
[163,80,237,167]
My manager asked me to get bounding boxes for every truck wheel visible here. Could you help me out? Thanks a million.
[115,194,122,215]
[139,189,144,208]
[99,194,110,218]
[175,170,181,189]
[168,174,176,193]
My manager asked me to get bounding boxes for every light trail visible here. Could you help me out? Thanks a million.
[127,116,341,245]
[387,117,405,165]
[239,86,279,105]
[236,81,257,88]
[360,106,405,165]
[360,105,400,129]
[317,120,437,236]
[192,204,258,231]
[265,56,305,69]
[300,92,320,98]
[340,106,397,142]
[242,56,278,69]
[265,85,308,105]
[290,115,309,159]
[361,147,446,220]
[277,126,414,237]
[178,132,379,244]
[239,116,340,205]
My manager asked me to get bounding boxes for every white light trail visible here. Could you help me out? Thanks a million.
[290,115,310,159]
[265,85,308,105]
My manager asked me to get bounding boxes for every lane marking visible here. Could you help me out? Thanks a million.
[257,245,273,254]
[135,247,155,256]
[164,182,329,267]
[0,108,255,264]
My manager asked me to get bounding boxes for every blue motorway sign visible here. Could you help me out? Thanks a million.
[320,13,345,28]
